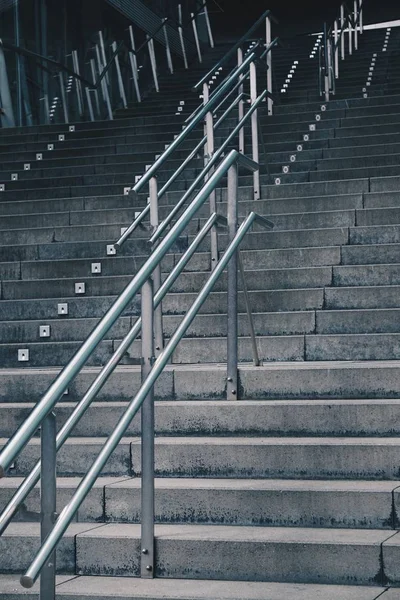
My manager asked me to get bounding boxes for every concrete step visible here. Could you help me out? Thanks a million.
[0,264,332,299]
[316,309,400,334]
[1,474,399,530]
[0,522,398,584]
[342,243,400,264]
[0,575,388,600]
[0,310,314,344]
[333,263,400,287]
[2,360,400,402]
[4,399,400,438]
[0,287,324,322]
[7,432,400,478]
[325,285,400,310]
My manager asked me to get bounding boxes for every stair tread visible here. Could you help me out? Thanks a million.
[0,574,387,599]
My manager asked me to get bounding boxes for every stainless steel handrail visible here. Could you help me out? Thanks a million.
[150,90,268,244]
[185,38,278,125]
[192,9,278,91]
[20,200,272,590]
[0,149,258,479]
[115,50,257,248]
[114,91,246,243]
[0,211,227,537]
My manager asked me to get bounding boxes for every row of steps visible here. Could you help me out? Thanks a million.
[3,20,400,600]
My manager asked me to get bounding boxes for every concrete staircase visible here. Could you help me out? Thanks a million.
[2,24,400,600]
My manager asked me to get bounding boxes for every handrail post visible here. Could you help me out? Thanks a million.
[227,163,239,400]
[40,412,57,600]
[149,176,164,355]
[95,44,113,120]
[340,4,345,60]
[238,252,260,367]
[111,41,127,109]
[58,72,69,123]
[249,61,260,200]
[334,20,339,78]
[140,277,155,578]
[0,42,16,127]
[162,18,174,74]
[203,1,214,48]
[72,50,84,117]
[354,0,358,50]
[178,4,188,69]
[147,35,159,93]
[348,7,353,55]
[266,14,273,116]
[128,26,141,102]
[237,48,245,153]
[90,59,101,116]
[192,12,203,63]
[203,82,218,268]
[323,24,330,102]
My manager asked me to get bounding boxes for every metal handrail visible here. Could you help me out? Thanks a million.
[21,202,272,591]
[0,149,273,587]
[116,87,265,247]
[0,149,260,479]
[115,49,258,248]
[193,9,278,90]
[319,1,363,100]
[0,211,227,537]
[150,90,268,244]
[185,38,278,125]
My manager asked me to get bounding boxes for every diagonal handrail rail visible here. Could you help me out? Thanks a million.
[0,212,227,536]
[0,150,262,479]
[150,90,268,244]
[115,48,259,248]
[20,204,272,590]
[192,9,279,91]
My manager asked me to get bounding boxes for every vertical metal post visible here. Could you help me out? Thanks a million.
[90,58,101,115]
[128,27,141,102]
[58,71,69,123]
[43,94,50,124]
[140,278,155,579]
[162,19,174,74]
[226,163,238,401]
[178,4,188,69]
[334,20,339,78]
[354,0,358,50]
[149,177,164,355]
[237,48,245,153]
[0,42,16,127]
[266,15,273,116]
[323,23,330,102]
[85,88,95,122]
[98,31,109,85]
[147,36,159,93]
[249,62,260,200]
[192,13,202,63]
[359,0,363,33]
[203,83,218,268]
[95,45,113,120]
[238,252,260,367]
[111,41,127,109]
[40,0,48,123]
[40,412,57,600]
[20,57,33,126]
[348,8,353,55]
[340,4,345,60]
[72,51,84,116]
[202,1,214,48]
[14,0,22,126]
